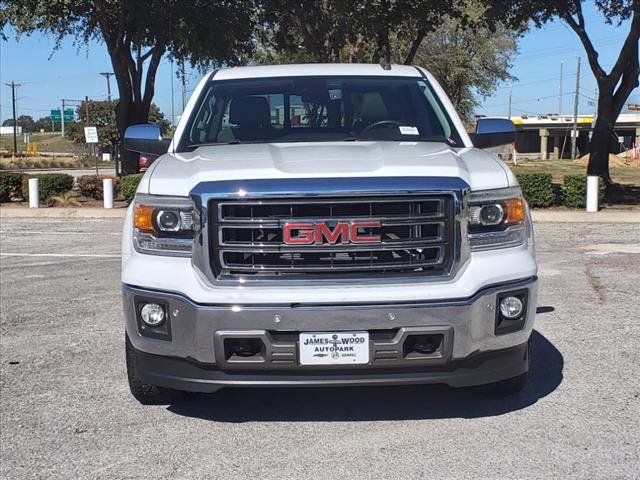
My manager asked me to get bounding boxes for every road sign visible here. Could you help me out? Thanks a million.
[50,109,75,122]
[84,126,99,143]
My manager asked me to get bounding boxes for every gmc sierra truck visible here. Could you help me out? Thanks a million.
[122,64,537,404]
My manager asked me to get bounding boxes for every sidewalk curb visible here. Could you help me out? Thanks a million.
[2,207,640,222]
[0,207,127,219]
[530,210,640,223]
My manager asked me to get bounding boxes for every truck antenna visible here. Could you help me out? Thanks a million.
[379,56,391,71]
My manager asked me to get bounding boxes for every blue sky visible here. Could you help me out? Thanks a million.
[1,2,638,125]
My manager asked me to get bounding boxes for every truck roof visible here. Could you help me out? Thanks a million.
[213,63,423,80]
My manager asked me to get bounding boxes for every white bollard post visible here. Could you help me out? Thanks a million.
[103,178,114,209]
[586,175,599,213]
[28,178,39,209]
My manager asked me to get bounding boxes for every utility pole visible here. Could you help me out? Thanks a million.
[558,61,564,115]
[5,81,21,156]
[61,99,65,137]
[507,83,512,120]
[571,57,581,161]
[99,72,114,101]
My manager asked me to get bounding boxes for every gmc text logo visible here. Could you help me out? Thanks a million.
[283,221,382,245]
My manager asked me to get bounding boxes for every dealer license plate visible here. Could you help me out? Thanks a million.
[299,331,370,365]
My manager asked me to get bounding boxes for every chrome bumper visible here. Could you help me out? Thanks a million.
[123,276,537,368]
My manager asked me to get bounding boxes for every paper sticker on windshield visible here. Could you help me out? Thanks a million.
[399,126,419,136]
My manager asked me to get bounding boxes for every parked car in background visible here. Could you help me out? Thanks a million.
[138,153,158,171]
[122,64,536,404]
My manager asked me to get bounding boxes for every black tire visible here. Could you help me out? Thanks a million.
[125,335,185,405]
[475,337,532,395]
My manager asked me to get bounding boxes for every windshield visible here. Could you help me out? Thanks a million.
[179,75,462,151]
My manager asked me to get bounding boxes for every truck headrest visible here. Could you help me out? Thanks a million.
[229,96,270,129]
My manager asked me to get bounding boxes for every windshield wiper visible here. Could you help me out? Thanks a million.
[185,140,241,150]
[341,134,359,141]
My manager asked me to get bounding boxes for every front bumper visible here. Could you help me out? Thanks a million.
[130,339,530,392]
[123,276,537,390]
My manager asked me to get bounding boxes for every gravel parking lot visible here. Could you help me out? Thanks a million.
[1,218,639,479]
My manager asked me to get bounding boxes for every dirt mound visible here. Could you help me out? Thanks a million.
[576,152,640,168]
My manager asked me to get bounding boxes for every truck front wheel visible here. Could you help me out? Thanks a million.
[125,335,185,405]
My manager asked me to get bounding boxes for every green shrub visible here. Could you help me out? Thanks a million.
[0,172,24,202]
[516,173,555,208]
[78,175,120,200]
[562,175,605,208]
[21,173,75,203]
[119,173,144,204]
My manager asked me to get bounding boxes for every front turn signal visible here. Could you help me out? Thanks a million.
[134,205,155,232]
[505,198,526,224]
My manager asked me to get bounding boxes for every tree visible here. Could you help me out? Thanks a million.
[148,104,171,136]
[34,116,55,133]
[485,0,639,180]
[257,0,358,63]
[256,1,517,117]
[2,0,256,173]
[66,100,119,149]
[65,100,170,149]
[257,0,460,65]
[2,115,36,132]
[413,16,518,120]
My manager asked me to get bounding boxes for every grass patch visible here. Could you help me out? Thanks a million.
[0,133,77,154]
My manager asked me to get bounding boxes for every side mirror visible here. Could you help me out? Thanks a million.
[124,124,170,156]
[470,118,516,149]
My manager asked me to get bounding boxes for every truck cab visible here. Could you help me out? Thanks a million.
[121,64,537,404]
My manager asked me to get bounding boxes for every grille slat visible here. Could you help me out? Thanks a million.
[211,195,453,279]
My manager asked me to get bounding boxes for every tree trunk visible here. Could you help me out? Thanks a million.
[116,98,149,175]
[587,83,630,182]
[404,29,426,65]
[106,45,162,175]
[560,5,639,183]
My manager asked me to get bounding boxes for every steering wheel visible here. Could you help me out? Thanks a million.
[358,120,403,136]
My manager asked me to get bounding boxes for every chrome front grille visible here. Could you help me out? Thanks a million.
[210,195,455,279]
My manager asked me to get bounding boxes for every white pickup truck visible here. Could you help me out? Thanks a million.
[121,64,537,404]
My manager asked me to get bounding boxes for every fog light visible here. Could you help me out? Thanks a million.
[140,303,165,326]
[499,296,524,319]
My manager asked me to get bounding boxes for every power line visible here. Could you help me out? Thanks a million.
[484,92,573,109]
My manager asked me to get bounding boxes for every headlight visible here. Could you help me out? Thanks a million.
[132,194,194,256]
[468,187,528,250]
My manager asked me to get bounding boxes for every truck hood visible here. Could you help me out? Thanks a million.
[144,141,514,196]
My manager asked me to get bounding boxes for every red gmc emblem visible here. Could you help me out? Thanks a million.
[283,221,382,245]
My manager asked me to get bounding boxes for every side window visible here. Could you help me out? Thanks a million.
[189,91,216,144]
[418,81,451,138]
